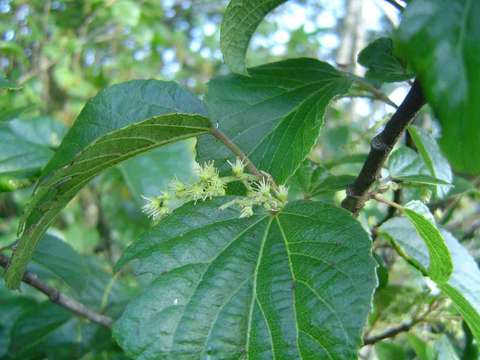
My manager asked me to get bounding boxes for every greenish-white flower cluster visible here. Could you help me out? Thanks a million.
[141,158,288,222]
[221,180,288,218]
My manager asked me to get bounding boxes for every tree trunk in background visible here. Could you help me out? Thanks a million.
[336,0,366,74]
[336,0,367,123]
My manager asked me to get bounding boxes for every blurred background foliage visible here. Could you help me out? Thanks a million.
[0,0,479,359]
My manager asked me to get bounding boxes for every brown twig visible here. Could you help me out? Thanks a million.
[210,128,263,177]
[364,299,437,345]
[341,80,425,215]
[0,254,113,328]
[363,319,422,345]
[210,128,279,190]
[350,74,399,109]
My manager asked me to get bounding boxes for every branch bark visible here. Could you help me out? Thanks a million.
[0,253,113,328]
[363,300,435,345]
[363,319,420,345]
[342,80,425,215]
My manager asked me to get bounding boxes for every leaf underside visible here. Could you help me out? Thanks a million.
[114,198,377,360]
[5,80,212,289]
[407,126,452,198]
[403,208,452,283]
[380,217,480,341]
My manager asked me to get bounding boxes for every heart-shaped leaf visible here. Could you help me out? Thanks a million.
[114,198,377,359]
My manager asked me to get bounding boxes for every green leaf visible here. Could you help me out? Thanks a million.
[387,146,450,187]
[287,161,355,200]
[402,201,452,283]
[408,126,452,198]
[373,253,389,289]
[0,123,54,177]
[114,198,377,359]
[310,174,356,196]
[0,117,66,184]
[394,175,451,186]
[8,302,71,358]
[375,341,407,360]
[0,104,33,123]
[396,0,480,174]
[220,0,288,74]
[197,58,351,184]
[388,146,426,178]
[4,80,212,289]
[434,336,460,360]
[121,140,196,202]
[43,80,208,175]
[31,233,88,292]
[0,76,20,90]
[112,0,141,27]
[462,322,479,360]
[358,37,413,83]
[380,216,480,342]
[0,295,37,357]
[407,334,435,360]
[8,116,67,148]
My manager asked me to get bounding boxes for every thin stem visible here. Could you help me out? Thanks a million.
[373,193,403,211]
[0,253,113,328]
[210,128,278,190]
[363,318,423,345]
[349,74,399,109]
[374,189,403,230]
[210,128,262,177]
[341,80,425,215]
[364,299,437,345]
[100,271,120,312]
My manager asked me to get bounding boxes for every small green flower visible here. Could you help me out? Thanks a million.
[253,178,272,200]
[205,177,226,199]
[187,183,206,203]
[276,185,289,203]
[227,158,245,177]
[240,205,254,218]
[169,179,187,197]
[142,193,171,221]
[195,161,218,181]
